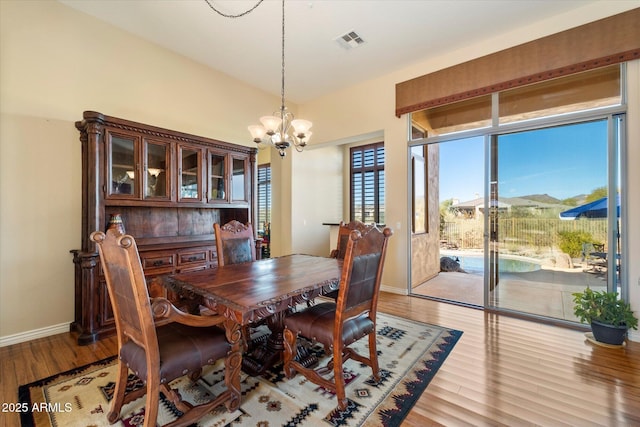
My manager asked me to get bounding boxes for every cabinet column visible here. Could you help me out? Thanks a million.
[72,252,102,345]
[78,118,105,253]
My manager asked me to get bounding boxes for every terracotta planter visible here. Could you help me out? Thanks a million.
[591,320,627,345]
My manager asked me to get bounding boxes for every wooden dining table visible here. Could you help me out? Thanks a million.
[159,254,342,376]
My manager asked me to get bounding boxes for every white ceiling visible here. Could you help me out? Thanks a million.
[58,0,597,104]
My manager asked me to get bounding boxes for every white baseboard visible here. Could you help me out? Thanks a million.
[628,329,639,343]
[0,322,70,347]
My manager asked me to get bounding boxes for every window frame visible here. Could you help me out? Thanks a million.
[257,163,271,235]
[349,142,385,224]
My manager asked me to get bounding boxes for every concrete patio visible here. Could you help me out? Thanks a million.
[412,264,609,322]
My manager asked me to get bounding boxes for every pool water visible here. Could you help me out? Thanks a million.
[451,255,541,274]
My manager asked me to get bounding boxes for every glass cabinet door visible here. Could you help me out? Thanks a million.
[209,152,227,202]
[107,131,138,198]
[144,139,171,200]
[231,156,248,202]
[178,145,202,201]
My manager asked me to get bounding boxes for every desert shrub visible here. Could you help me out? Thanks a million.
[557,230,594,258]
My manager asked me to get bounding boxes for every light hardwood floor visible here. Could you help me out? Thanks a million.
[2,293,639,426]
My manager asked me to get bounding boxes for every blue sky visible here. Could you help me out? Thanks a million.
[438,120,608,203]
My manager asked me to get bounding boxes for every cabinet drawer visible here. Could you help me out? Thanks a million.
[177,264,209,274]
[141,253,176,273]
[178,250,208,266]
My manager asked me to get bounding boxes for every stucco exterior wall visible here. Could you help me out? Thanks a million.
[411,144,441,287]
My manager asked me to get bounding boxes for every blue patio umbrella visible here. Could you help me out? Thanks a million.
[559,195,620,219]
[560,196,621,286]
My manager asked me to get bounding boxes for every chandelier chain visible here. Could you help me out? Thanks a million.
[215,0,311,156]
[280,0,286,113]
[204,0,263,18]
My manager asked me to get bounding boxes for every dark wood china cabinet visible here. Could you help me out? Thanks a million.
[71,111,257,344]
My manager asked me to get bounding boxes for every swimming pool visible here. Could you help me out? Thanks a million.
[444,253,541,274]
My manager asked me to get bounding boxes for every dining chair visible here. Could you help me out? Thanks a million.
[214,220,260,266]
[282,223,393,410]
[91,228,237,427]
[329,221,348,259]
[214,220,262,347]
[329,220,371,259]
[581,242,607,272]
[325,220,371,300]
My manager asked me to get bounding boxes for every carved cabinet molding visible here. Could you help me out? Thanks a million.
[71,111,257,344]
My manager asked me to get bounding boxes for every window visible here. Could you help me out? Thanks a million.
[498,64,621,124]
[411,94,492,138]
[410,65,622,137]
[257,164,271,234]
[408,63,626,321]
[350,143,385,224]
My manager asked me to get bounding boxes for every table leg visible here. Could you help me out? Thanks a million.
[242,310,319,376]
[223,319,242,412]
[242,311,285,375]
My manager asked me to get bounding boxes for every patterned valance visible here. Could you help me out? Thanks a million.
[395,8,640,117]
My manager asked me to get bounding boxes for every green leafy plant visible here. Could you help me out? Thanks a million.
[572,288,638,329]
[557,230,596,258]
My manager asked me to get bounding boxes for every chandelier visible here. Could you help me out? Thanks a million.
[249,1,313,156]
[206,0,312,157]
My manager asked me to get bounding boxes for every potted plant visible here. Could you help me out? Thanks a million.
[572,288,638,345]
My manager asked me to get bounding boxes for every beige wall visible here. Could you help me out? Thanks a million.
[1,0,638,342]
[0,0,281,339]
[292,74,409,291]
[294,1,640,298]
[290,145,343,256]
[0,115,80,337]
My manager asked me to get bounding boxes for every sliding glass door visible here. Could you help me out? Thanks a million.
[411,116,624,323]
[408,64,626,322]
[487,118,622,320]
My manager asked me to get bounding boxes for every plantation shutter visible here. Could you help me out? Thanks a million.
[257,165,271,232]
[350,143,385,224]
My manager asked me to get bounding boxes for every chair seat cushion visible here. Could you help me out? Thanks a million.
[284,302,374,349]
[120,322,230,384]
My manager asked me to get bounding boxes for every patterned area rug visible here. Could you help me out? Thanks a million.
[18,313,461,427]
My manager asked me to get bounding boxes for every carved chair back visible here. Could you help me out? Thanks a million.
[92,228,156,353]
[91,228,235,426]
[214,220,258,266]
[335,224,392,335]
[330,220,371,259]
[326,220,372,300]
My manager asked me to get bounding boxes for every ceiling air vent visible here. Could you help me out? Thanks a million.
[335,30,365,50]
